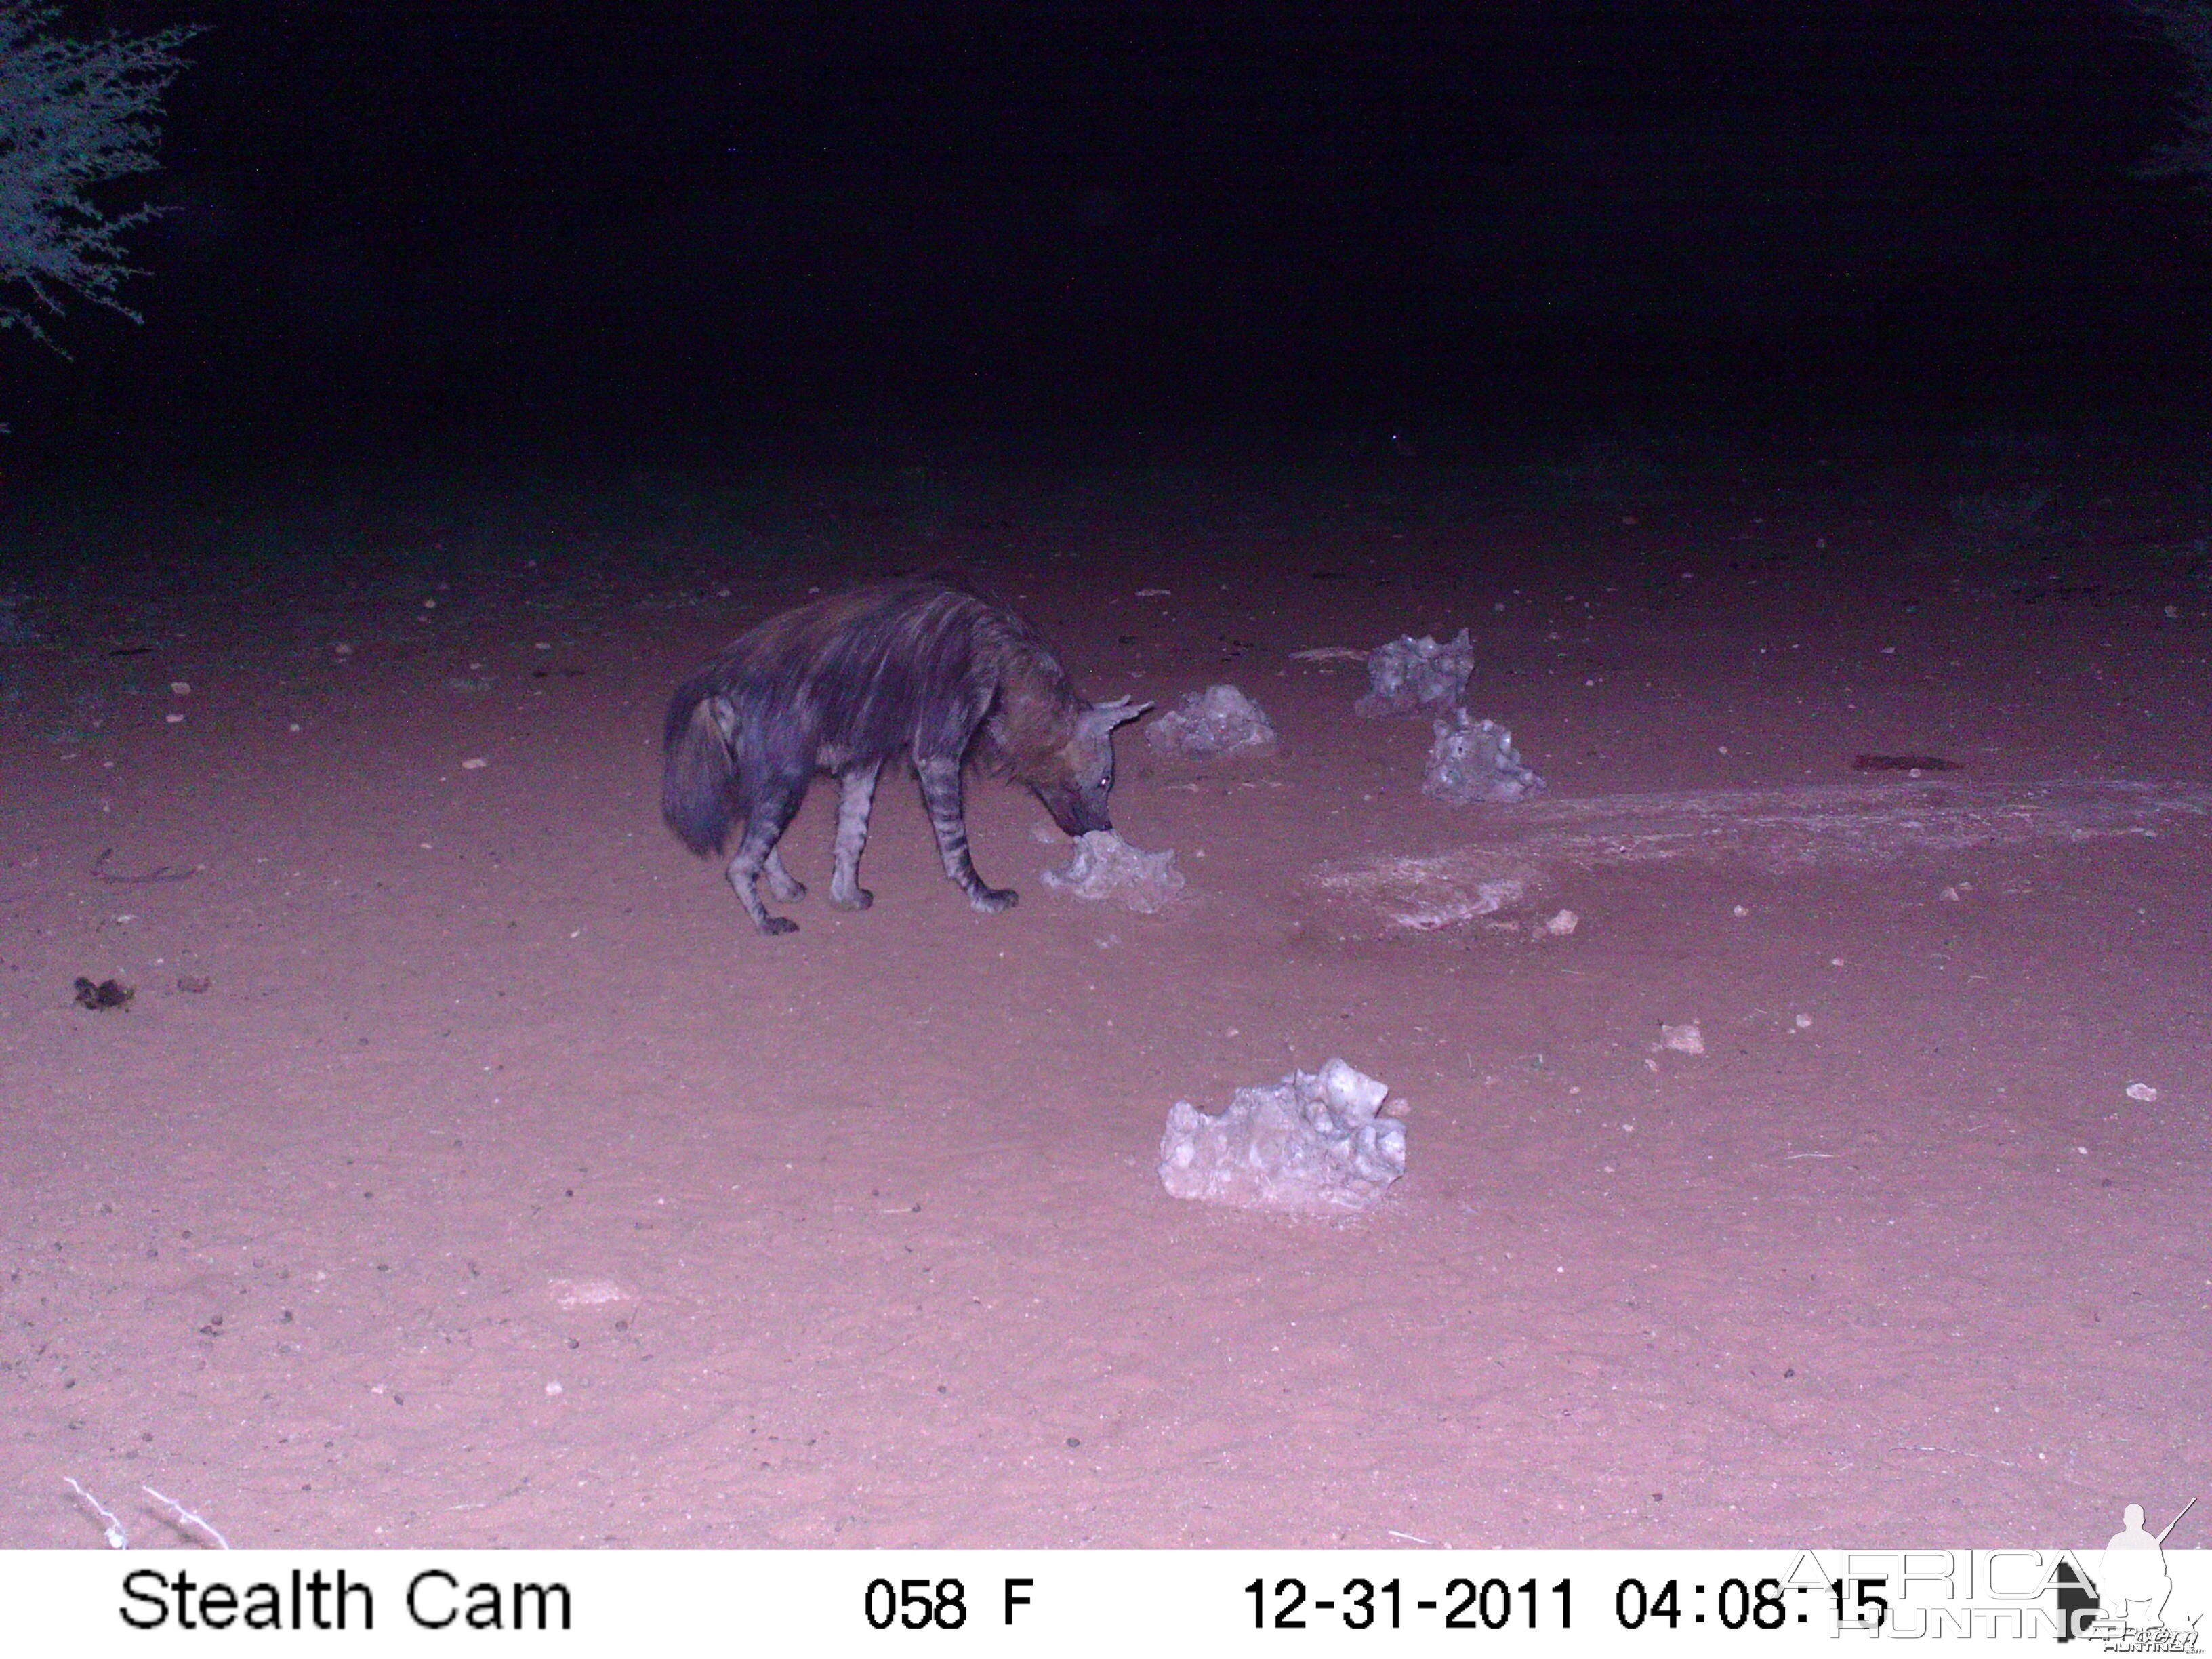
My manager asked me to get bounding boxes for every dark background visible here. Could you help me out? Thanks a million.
[14,0,2212,461]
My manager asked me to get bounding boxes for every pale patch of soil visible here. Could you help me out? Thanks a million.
[3,464,2207,1549]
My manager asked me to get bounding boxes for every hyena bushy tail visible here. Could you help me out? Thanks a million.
[661,686,739,855]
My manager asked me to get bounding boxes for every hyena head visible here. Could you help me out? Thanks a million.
[1025,697,1150,836]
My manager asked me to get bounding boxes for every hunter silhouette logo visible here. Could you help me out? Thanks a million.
[2061,1498,2202,1648]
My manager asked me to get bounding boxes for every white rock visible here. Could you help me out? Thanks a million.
[2125,1082,2158,1103]
[1658,1022,1705,1055]
[1042,830,1185,913]
[1158,1059,1407,1216]
[1423,710,1545,804]
[548,1277,629,1308]
[1145,684,1278,758]
[1357,628,1474,718]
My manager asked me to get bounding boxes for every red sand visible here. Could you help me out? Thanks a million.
[3,464,2206,1548]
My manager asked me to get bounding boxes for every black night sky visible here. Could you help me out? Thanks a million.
[16,0,2212,456]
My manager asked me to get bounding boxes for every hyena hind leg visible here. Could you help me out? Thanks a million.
[827,760,881,910]
[916,757,1017,914]
[762,846,806,903]
[724,793,805,936]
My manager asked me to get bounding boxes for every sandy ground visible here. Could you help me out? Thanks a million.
[3,453,2207,1549]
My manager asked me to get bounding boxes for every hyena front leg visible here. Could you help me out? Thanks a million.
[827,760,881,909]
[724,789,806,935]
[915,756,1017,914]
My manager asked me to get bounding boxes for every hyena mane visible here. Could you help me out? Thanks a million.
[661,578,1146,935]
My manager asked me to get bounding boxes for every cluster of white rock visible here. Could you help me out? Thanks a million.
[1158,1059,1407,1216]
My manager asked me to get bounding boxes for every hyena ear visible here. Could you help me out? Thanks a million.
[707,695,742,746]
[1077,697,1152,740]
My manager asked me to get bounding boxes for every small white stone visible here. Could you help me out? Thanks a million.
[544,1381,564,1396]
[461,757,489,771]
[1658,1022,1704,1055]
[2125,1083,2158,1103]
[164,712,184,724]
[1544,909,1579,936]
[548,1277,628,1308]
[1794,1013,1812,1029]
[170,681,190,695]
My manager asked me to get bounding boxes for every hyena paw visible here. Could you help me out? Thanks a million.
[828,886,874,911]
[756,915,800,937]
[970,885,1019,914]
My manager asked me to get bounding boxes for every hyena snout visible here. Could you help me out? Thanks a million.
[1034,778,1111,838]
[1048,787,1115,836]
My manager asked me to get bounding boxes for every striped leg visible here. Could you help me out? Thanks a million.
[915,757,1017,913]
[724,790,805,935]
[762,846,806,903]
[827,760,881,910]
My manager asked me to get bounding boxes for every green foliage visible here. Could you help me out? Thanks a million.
[0,3,199,350]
